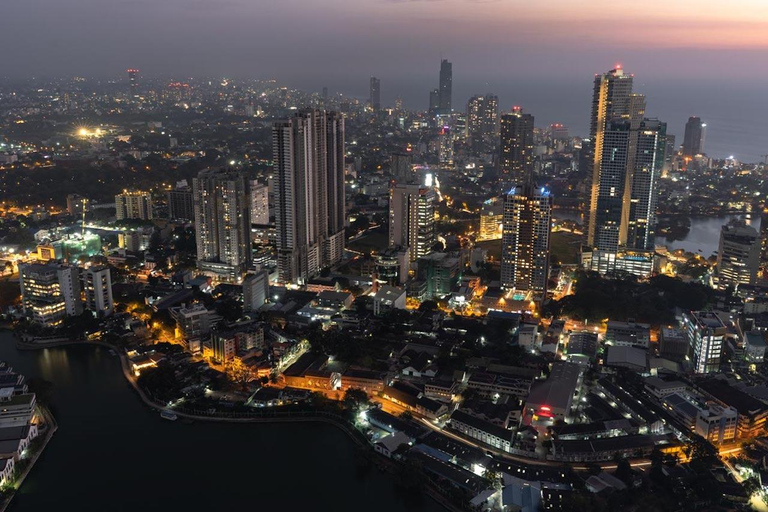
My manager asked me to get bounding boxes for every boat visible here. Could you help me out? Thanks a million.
[160,410,178,421]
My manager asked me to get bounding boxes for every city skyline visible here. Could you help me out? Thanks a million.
[3,2,768,160]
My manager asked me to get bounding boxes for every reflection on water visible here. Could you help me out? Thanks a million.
[0,333,439,512]
[656,215,762,257]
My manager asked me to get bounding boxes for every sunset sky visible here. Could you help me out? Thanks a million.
[4,0,768,159]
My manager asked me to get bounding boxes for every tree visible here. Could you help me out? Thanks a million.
[225,359,252,389]
[343,388,369,412]
[483,469,503,491]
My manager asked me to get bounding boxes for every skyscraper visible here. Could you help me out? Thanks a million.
[501,183,553,298]
[167,182,194,221]
[389,183,436,264]
[716,223,760,289]
[466,94,498,152]
[115,190,153,220]
[127,69,139,102]
[682,116,706,157]
[273,110,345,284]
[428,88,440,116]
[369,77,381,112]
[193,168,252,281]
[627,119,666,251]
[438,59,452,114]
[250,180,269,225]
[437,126,454,168]
[499,107,534,187]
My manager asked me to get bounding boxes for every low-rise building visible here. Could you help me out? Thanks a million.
[604,320,651,348]
[373,286,406,316]
[449,410,513,452]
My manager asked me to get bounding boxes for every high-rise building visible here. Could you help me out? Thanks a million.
[243,270,269,312]
[19,263,82,327]
[684,311,726,374]
[716,223,760,289]
[84,265,114,316]
[369,77,381,112]
[682,116,705,157]
[273,110,345,284]
[127,69,139,102]
[663,134,676,173]
[437,126,454,168]
[193,168,252,281]
[250,181,269,225]
[501,183,553,298]
[389,183,436,264]
[466,94,498,152]
[478,197,504,241]
[115,190,153,221]
[167,182,194,221]
[438,59,452,114]
[499,107,534,187]
[428,88,440,116]
[391,152,414,183]
[626,119,667,250]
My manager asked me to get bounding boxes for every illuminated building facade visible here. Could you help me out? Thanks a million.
[683,311,726,374]
[84,265,114,316]
[193,168,252,281]
[115,190,153,221]
[716,223,760,289]
[273,110,345,284]
[478,197,503,241]
[501,183,552,298]
[499,107,534,188]
[389,183,436,264]
[19,263,82,327]
[466,94,498,152]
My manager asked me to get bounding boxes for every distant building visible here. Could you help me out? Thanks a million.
[466,94,498,152]
[682,116,706,157]
[501,183,552,298]
[369,76,381,112]
[83,266,113,316]
[390,152,414,183]
[477,197,503,242]
[115,190,152,220]
[66,194,90,216]
[437,126,453,168]
[438,59,452,114]
[389,183,436,263]
[167,183,194,221]
[683,311,726,374]
[250,181,269,225]
[19,263,82,326]
[499,107,534,187]
[717,223,760,290]
[242,270,269,312]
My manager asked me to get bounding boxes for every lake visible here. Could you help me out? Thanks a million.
[656,214,762,257]
[0,332,442,512]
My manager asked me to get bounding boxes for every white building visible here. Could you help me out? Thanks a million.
[115,190,153,220]
[388,183,436,264]
[83,265,114,316]
[683,311,726,374]
[19,263,82,327]
[373,286,406,316]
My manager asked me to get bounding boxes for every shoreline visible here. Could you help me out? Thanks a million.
[14,339,462,512]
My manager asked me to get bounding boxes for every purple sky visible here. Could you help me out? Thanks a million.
[3,0,768,160]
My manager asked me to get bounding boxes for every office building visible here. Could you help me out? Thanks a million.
[375,246,410,286]
[19,263,82,327]
[273,110,345,284]
[250,181,269,225]
[478,197,503,241]
[167,183,194,221]
[438,59,452,114]
[626,119,666,250]
[193,168,252,281]
[369,77,381,112]
[83,265,114,316]
[501,183,553,297]
[499,107,534,187]
[682,116,705,157]
[683,311,726,374]
[391,152,413,183]
[466,94,498,152]
[115,190,152,221]
[127,68,139,101]
[389,183,436,264]
[717,223,760,289]
[243,270,269,312]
